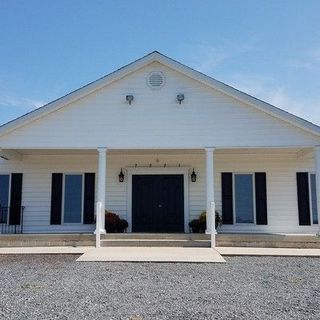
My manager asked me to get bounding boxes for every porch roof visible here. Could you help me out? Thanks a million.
[0,146,314,160]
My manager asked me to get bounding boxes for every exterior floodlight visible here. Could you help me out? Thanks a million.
[177,94,184,104]
[126,95,134,105]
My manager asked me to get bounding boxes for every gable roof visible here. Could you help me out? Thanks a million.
[1,50,320,137]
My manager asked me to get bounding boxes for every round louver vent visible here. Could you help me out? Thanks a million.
[147,71,165,89]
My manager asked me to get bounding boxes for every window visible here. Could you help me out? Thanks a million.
[234,174,254,223]
[0,174,10,223]
[310,174,318,224]
[63,174,83,223]
[0,175,9,208]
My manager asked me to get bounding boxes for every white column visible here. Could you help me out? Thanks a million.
[96,147,107,234]
[314,146,320,233]
[95,202,102,248]
[205,147,215,233]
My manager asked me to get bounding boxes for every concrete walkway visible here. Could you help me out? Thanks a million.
[76,247,226,263]
[217,247,320,256]
[0,246,319,259]
[0,246,91,254]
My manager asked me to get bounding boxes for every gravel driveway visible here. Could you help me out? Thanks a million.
[0,255,319,320]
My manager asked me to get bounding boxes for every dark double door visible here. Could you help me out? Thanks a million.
[132,174,184,233]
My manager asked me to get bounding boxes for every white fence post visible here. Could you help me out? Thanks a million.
[210,201,216,248]
[95,201,102,248]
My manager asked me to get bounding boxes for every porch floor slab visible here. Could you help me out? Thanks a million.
[76,247,226,263]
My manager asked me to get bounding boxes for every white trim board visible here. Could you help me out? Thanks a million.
[0,51,320,138]
[126,167,190,233]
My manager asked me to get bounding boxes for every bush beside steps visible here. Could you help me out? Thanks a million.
[105,211,129,233]
[189,211,222,233]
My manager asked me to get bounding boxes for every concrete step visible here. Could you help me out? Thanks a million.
[100,233,211,247]
[101,233,209,240]
[216,233,320,248]
[0,234,95,247]
[100,239,210,247]
[0,233,319,248]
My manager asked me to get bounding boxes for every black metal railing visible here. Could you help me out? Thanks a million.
[0,206,25,234]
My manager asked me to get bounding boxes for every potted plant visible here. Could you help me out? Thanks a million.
[199,211,207,232]
[189,211,223,233]
[118,218,129,232]
[215,211,223,229]
[105,211,129,233]
[189,219,201,233]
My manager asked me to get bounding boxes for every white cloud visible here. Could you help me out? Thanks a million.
[0,94,45,111]
[0,93,46,124]
[287,45,320,70]
[309,46,320,62]
[183,38,257,75]
[228,73,320,125]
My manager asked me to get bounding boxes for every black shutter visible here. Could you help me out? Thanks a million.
[296,172,311,225]
[255,172,268,225]
[9,173,23,225]
[221,172,233,224]
[83,173,95,224]
[50,173,63,225]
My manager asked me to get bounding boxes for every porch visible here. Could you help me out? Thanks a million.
[0,146,320,237]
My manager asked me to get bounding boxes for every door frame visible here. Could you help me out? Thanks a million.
[126,167,190,233]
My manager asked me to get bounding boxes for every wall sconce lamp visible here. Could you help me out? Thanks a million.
[191,168,197,182]
[177,93,184,104]
[118,168,125,182]
[126,95,134,105]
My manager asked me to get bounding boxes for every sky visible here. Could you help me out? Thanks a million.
[0,0,320,125]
